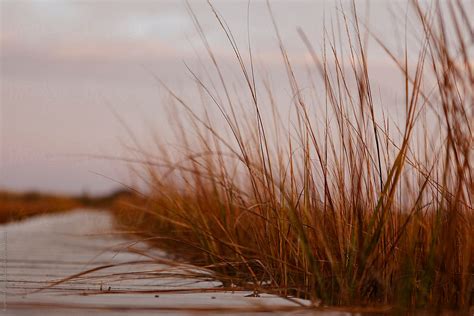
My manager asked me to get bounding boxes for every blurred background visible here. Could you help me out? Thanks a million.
[0,0,443,196]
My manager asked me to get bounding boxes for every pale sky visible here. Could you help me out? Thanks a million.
[1,0,463,195]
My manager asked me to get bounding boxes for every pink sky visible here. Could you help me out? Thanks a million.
[1,0,464,195]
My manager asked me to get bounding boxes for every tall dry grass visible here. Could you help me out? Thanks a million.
[116,1,473,311]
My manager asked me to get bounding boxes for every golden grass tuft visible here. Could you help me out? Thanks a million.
[114,1,473,311]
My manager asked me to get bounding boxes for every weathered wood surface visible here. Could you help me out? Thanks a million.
[0,209,337,315]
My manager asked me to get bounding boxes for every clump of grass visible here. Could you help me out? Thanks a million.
[116,1,473,311]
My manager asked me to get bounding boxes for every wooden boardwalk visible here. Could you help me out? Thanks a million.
[0,209,334,315]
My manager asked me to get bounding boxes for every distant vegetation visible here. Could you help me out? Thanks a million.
[0,189,136,223]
